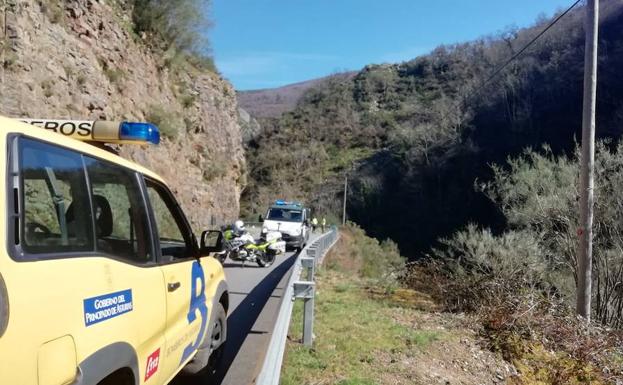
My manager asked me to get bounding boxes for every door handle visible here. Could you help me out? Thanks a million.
[168,282,181,292]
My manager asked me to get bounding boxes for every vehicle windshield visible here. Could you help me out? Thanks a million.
[266,208,303,222]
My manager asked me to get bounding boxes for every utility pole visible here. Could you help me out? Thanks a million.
[342,176,347,225]
[577,0,599,321]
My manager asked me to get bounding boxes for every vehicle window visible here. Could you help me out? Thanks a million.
[267,208,303,222]
[267,208,284,220]
[20,138,93,254]
[85,158,152,263]
[146,181,193,261]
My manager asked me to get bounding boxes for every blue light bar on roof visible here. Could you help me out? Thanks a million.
[120,122,160,145]
[20,118,162,145]
[274,200,302,207]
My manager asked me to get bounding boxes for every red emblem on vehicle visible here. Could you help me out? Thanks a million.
[144,348,160,381]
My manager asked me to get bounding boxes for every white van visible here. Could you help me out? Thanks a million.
[261,201,310,250]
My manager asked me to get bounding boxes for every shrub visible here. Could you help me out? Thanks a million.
[482,144,623,328]
[404,256,623,384]
[420,142,623,328]
[178,89,197,109]
[427,225,553,312]
[202,162,226,182]
[478,292,623,385]
[40,0,65,24]
[145,105,183,139]
[104,67,125,85]
[402,142,623,384]
[326,223,405,283]
[131,0,215,70]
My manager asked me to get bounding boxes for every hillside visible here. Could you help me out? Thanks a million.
[242,0,623,258]
[283,225,515,385]
[0,0,245,229]
[237,72,356,118]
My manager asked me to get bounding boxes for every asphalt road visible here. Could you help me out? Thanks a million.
[170,247,301,385]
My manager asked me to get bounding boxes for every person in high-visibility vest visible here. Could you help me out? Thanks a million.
[311,217,318,233]
[321,217,326,233]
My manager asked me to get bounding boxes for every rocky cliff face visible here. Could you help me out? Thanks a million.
[0,0,245,230]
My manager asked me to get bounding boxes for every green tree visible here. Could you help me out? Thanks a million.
[132,0,213,68]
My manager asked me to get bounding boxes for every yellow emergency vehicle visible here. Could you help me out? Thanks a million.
[0,116,229,385]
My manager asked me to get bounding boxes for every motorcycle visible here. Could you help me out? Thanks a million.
[220,228,285,267]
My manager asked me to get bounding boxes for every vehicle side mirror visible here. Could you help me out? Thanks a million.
[200,230,224,254]
[258,214,264,222]
[304,219,309,226]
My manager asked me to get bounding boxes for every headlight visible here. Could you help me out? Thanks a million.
[291,227,301,235]
[261,227,268,234]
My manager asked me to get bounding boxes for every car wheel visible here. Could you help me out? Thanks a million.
[183,302,227,375]
[202,303,227,376]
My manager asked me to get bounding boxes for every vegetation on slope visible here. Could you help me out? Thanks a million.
[407,259,623,385]
[398,143,623,382]
[245,1,623,349]
[283,270,443,385]
[283,225,622,384]
[131,0,216,71]
[242,2,623,260]
[40,0,216,73]
[282,225,511,385]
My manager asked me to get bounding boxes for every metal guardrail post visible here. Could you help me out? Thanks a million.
[301,257,315,281]
[303,290,314,346]
[293,280,315,346]
[298,257,316,346]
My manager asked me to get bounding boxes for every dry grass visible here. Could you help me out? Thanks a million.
[282,227,514,385]
[323,228,364,274]
[403,263,623,385]
[282,270,513,385]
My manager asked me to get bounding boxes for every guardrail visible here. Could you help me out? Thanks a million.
[256,227,340,385]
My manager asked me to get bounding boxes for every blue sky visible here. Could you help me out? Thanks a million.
[211,0,575,90]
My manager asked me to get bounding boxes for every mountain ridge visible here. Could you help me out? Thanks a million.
[237,71,357,118]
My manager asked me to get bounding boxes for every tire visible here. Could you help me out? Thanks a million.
[97,369,134,385]
[184,302,227,375]
[256,250,275,267]
[297,239,306,252]
[202,303,227,376]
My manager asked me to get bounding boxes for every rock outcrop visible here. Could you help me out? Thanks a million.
[0,0,245,230]
[238,107,261,144]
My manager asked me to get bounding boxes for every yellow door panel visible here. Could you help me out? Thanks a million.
[0,257,166,385]
[159,259,208,375]
[159,256,224,379]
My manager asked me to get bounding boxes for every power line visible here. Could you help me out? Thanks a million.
[465,0,583,105]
